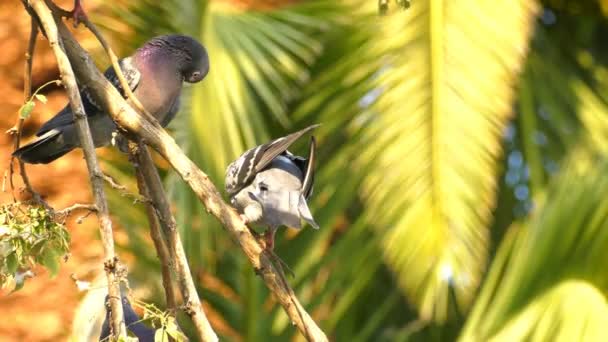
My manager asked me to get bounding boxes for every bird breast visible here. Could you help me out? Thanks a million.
[133,53,183,121]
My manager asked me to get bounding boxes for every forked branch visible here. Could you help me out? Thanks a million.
[25,0,126,338]
[55,16,328,342]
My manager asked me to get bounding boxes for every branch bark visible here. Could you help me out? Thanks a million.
[129,144,177,312]
[26,0,126,338]
[8,17,50,209]
[56,17,328,342]
[131,141,218,342]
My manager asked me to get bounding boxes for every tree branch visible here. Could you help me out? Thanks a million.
[128,143,177,314]
[25,0,126,338]
[7,17,51,210]
[131,141,218,342]
[56,17,328,342]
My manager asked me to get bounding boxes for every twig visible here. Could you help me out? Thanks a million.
[25,0,126,338]
[57,20,328,342]
[7,17,51,210]
[101,172,149,203]
[131,141,218,342]
[55,202,97,217]
[128,142,177,313]
[101,172,127,191]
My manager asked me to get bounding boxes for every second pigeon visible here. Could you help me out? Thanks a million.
[225,125,320,251]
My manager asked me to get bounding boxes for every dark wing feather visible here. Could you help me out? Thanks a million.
[253,124,319,174]
[225,124,320,196]
[301,136,316,199]
[37,58,141,136]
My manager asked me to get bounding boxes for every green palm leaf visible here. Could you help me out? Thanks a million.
[461,151,608,341]
[367,0,538,322]
[294,0,538,322]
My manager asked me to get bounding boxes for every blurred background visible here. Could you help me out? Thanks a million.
[1,0,608,340]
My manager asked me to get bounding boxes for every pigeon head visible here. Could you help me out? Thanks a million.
[140,34,210,83]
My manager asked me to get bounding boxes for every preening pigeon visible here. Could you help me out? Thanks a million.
[13,34,209,164]
[225,125,320,252]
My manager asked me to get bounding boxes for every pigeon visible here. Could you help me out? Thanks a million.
[99,296,155,341]
[225,125,320,252]
[13,34,209,164]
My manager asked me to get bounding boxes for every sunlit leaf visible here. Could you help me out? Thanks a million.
[6,252,18,275]
[154,329,169,342]
[19,101,35,119]
[40,248,60,278]
[348,0,539,322]
[34,94,47,104]
[461,152,608,340]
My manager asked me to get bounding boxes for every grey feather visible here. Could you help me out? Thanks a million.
[225,124,319,196]
[226,126,320,231]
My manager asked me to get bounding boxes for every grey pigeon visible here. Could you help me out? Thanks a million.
[225,125,319,251]
[13,34,209,164]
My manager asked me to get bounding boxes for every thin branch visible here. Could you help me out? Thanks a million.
[57,19,328,342]
[128,142,177,314]
[26,0,126,338]
[7,17,51,210]
[131,141,218,342]
[101,172,149,203]
[55,202,97,216]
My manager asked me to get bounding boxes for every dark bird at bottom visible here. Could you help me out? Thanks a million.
[13,34,209,164]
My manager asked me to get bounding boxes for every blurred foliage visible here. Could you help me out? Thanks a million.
[134,300,188,342]
[76,0,608,340]
[0,203,70,292]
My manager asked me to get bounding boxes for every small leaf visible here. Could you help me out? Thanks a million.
[6,252,18,274]
[155,329,170,342]
[34,94,47,104]
[29,240,45,257]
[19,101,35,119]
[166,317,187,341]
[41,248,60,277]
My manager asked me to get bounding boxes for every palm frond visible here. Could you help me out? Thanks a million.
[291,0,538,322]
[461,151,608,341]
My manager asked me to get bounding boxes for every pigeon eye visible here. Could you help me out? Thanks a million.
[191,71,201,79]
[259,183,269,192]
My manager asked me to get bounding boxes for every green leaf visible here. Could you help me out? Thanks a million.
[41,248,60,278]
[19,101,35,119]
[352,0,539,322]
[34,94,47,104]
[6,252,18,274]
[165,317,187,341]
[154,328,169,342]
[461,153,608,340]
